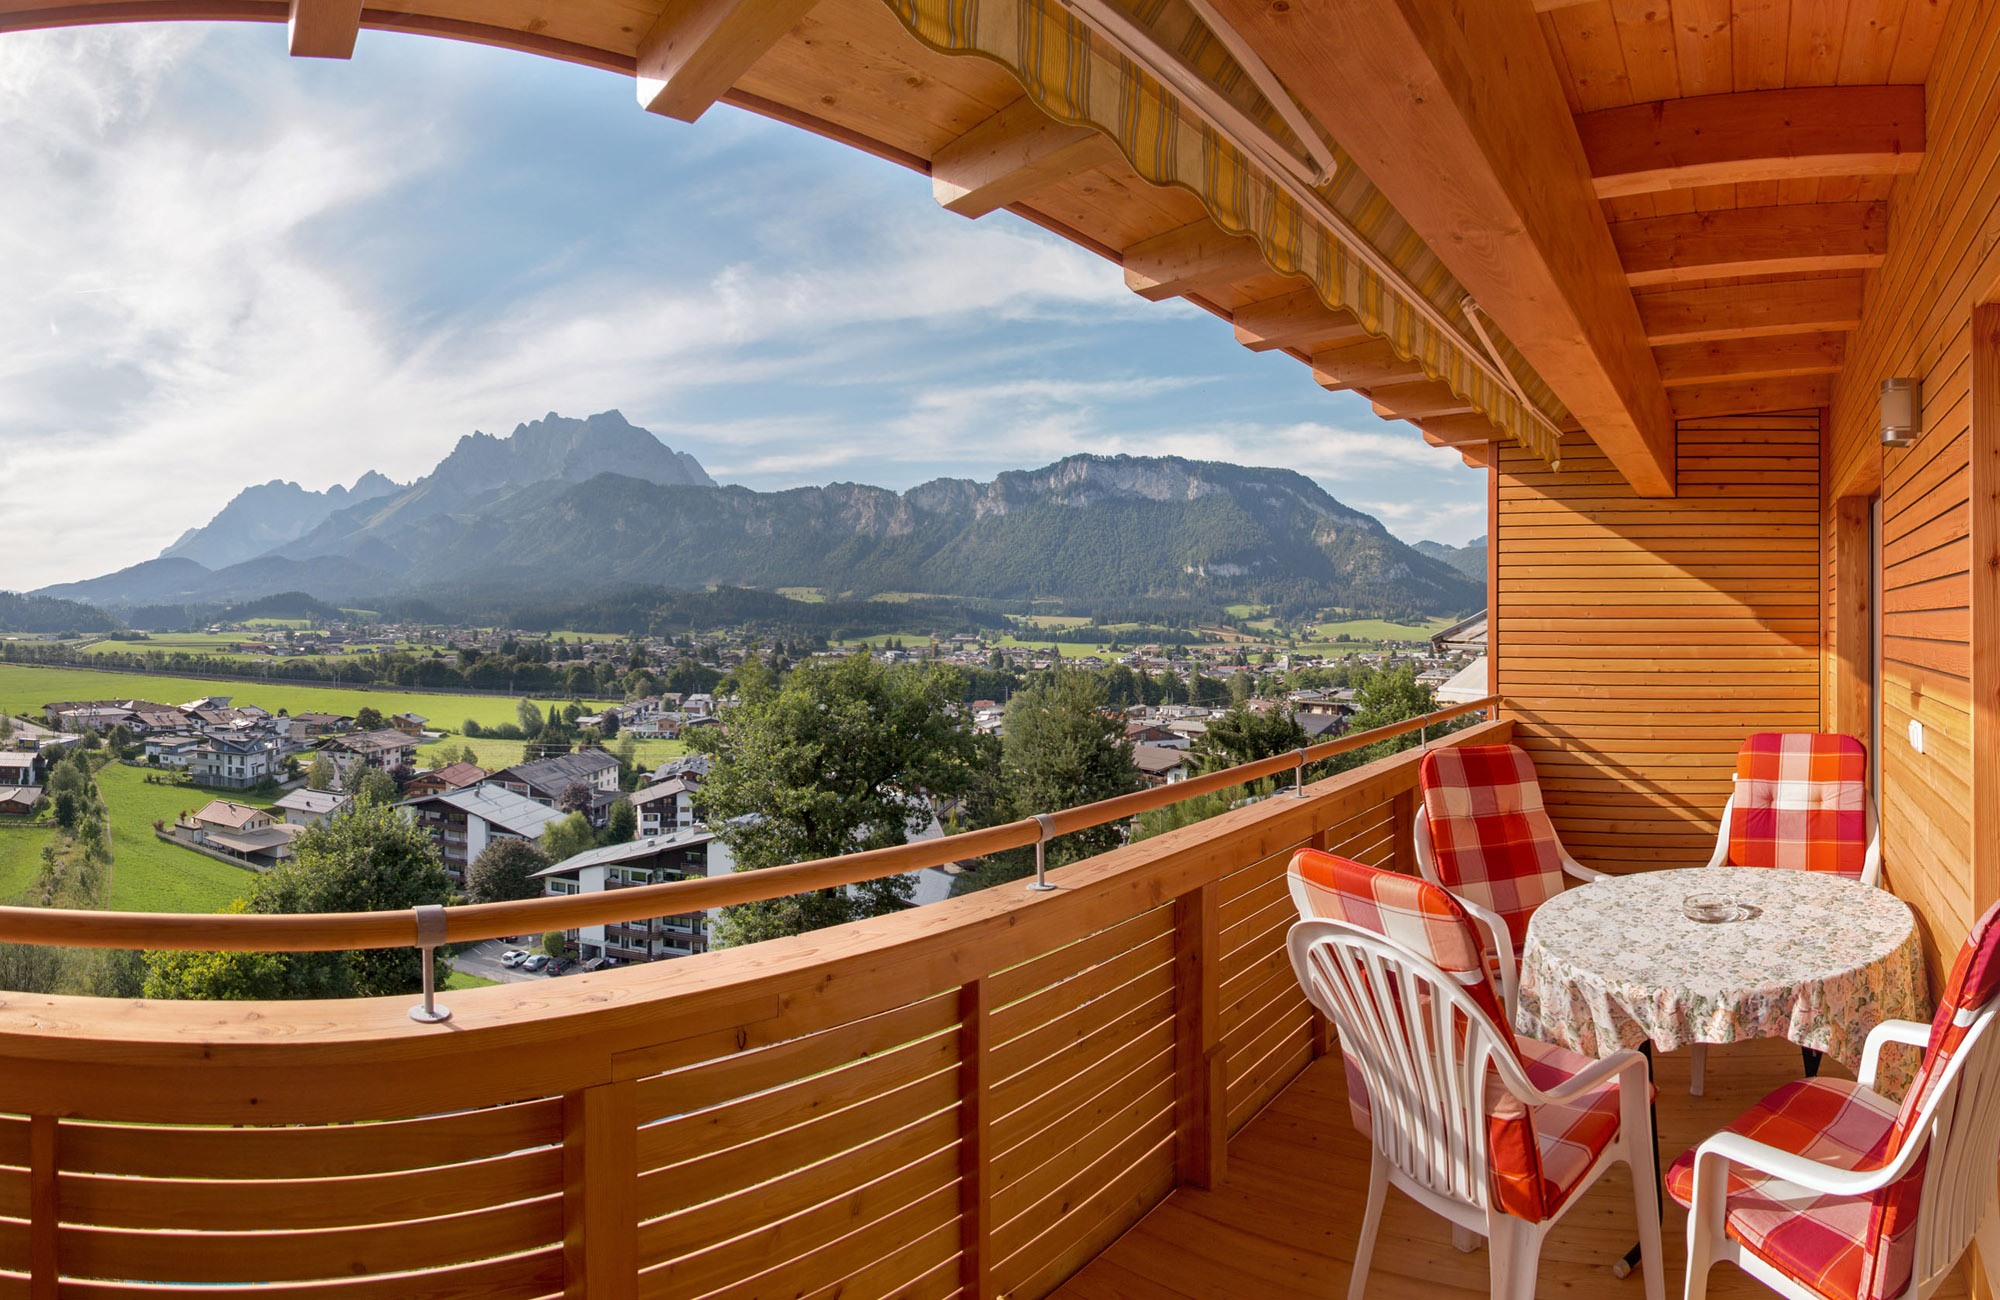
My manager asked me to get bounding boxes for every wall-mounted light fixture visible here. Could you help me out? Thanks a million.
[1881,378,1921,447]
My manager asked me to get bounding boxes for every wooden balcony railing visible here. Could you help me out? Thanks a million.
[0,702,1504,1299]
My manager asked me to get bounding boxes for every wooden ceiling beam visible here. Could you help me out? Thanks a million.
[1612,203,1889,287]
[1368,381,1475,421]
[1311,339,1426,391]
[1204,0,1677,496]
[637,0,820,124]
[932,97,1121,219]
[288,0,361,57]
[1230,289,1368,352]
[1419,415,1501,447]
[1122,219,1274,302]
[1653,332,1848,387]
[1668,375,1832,420]
[1579,86,1925,199]
[1637,278,1865,345]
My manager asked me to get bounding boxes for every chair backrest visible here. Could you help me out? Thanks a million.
[1287,851,1571,1222]
[1417,744,1566,948]
[1862,901,2000,1300]
[1726,732,1869,876]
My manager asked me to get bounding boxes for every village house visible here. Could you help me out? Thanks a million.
[142,735,202,768]
[272,788,353,828]
[397,784,567,881]
[390,712,427,738]
[187,737,278,790]
[489,750,621,807]
[626,777,699,838]
[322,729,418,773]
[175,799,300,868]
[533,830,728,963]
[403,762,487,800]
[1132,744,1191,787]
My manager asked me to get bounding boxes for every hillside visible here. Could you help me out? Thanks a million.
[160,472,403,569]
[1414,535,1487,581]
[42,423,1481,619]
[0,592,119,635]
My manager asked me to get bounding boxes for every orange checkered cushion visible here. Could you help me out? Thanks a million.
[1666,900,2000,1300]
[1419,744,1567,949]
[1292,851,1637,1223]
[1727,733,1869,877]
[1666,1079,1909,1300]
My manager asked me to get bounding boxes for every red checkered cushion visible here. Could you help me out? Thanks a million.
[1344,1035,1630,1223]
[1288,847,1511,1035]
[1419,744,1566,950]
[1666,1078,1909,1300]
[1666,901,2000,1300]
[1727,733,1869,877]
[1293,851,1639,1223]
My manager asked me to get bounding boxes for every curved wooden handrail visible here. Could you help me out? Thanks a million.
[0,697,1496,953]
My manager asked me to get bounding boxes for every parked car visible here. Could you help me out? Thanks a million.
[543,959,567,976]
[520,954,548,972]
[500,949,526,967]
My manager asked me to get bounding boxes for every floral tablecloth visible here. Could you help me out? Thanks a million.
[1517,867,1931,1096]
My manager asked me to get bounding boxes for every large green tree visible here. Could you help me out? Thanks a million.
[960,669,1139,889]
[690,655,980,945]
[467,836,552,904]
[142,802,454,1000]
[1192,705,1310,774]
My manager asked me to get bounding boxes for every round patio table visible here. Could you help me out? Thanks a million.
[1516,865,1931,1096]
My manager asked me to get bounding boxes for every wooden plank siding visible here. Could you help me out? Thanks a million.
[1823,0,2000,975]
[1494,414,1823,872]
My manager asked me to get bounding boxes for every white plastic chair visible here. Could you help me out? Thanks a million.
[1681,993,2000,1300]
[1289,916,1665,1300]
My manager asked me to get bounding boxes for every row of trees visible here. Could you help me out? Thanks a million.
[688,655,1455,947]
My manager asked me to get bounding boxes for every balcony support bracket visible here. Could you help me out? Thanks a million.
[408,904,452,1024]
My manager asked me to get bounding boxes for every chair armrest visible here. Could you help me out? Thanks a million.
[1455,894,1518,1022]
[1858,1019,1930,1090]
[1560,852,1606,884]
[1692,1129,1918,1200]
[1514,1045,1648,1107]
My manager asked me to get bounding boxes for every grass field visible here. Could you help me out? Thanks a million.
[96,764,263,914]
[0,827,54,904]
[0,664,613,737]
[445,970,498,990]
[1309,616,1452,642]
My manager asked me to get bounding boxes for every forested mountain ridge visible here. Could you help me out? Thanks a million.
[43,440,1480,619]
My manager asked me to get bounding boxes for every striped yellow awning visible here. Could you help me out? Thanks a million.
[881,0,1569,466]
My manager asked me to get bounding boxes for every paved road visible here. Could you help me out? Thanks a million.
[453,938,550,984]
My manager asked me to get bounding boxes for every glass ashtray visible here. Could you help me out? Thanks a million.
[1683,893,1748,924]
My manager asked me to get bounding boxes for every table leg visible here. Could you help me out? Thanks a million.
[1613,1040,1664,1280]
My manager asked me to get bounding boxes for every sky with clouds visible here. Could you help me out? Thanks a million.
[0,20,1486,591]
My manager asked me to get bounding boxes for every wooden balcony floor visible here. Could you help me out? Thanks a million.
[1056,1036,1971,1300]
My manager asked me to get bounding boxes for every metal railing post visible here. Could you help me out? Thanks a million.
[408,903,451,1024]
[1026,813,1058,892]
[1291,748,1308,798]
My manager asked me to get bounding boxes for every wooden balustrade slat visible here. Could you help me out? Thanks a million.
[58,1196,561,1284]
[991,1070,1176,1233]
[643,1108,959,1263]
[797,1222,962,1300]
[987,907,1173,1009]
[991,1105,1177,1265]
[990,967,1175,1084]
[56,1100,562,1178]
[991,993,1176,1121]
[638,1073,961,1217]
[992,1050,1173,1202]
[58,1146,562,1231]
[630,991,957,1122]
[562,1082,635,1300]
[642,1031,957,1162]
[685,1183,964,1300]
[992,1027,1175,1157]
[1392,787,1420,872]
[994,1134,1176,1299]
[640,1149,960,1297]
[988,928,1175,1047]
[1229,1035,1315,1134]
[56,1248,563,1299]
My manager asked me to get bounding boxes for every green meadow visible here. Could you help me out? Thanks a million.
[0,663,612,736]
[96,764,263,913]
[0,827,55,904]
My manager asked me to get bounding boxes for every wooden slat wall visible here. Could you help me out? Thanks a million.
[1824,0,2000,971]
[1494,417,1823,871]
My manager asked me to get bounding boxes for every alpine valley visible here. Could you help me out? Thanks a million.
[31,410,1482,622]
